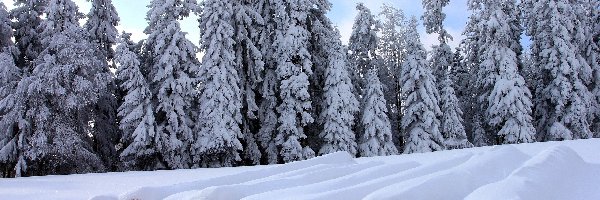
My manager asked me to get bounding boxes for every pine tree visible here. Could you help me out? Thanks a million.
[348,3,379,93]
[116,32,157,170]
[377,4,406,151]
[195,0,243,168]
[422,0,453,82]
[400,17,445,154]
[256,0,279,164]
[359,69,398,156]
[10,0,46,70]
[272,0,315,163]
[440,76,473,149]
[143,0,200,169]
[479,0,536,144]
[24,0,112,175]
[523,0,595,141]
[85,0,119,61]
[461,0,489,145]
[84,0,121,171]
[232,0,264,165]
[318,28,360,156]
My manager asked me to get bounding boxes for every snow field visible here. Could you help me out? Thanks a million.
[1,139,599,200]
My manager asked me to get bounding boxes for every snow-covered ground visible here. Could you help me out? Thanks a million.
[1,139,599,200]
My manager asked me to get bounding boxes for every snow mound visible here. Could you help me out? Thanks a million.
[466,145,600,200]
[118,151,356,200]
[364,145,530,200]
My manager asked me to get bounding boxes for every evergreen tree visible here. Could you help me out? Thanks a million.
[195,0,243,168]
[400,17,445,154]
[461,0,488,145]
[359,69,398,156]
[422,0,453,82]
[480,0,536,144]
[85,0,119,61]
[272,0,315,163]
[523,0,595,141]
[116,33,157,170]
[377,4,405,150]
[348,3,379,93]
[24,0,112,175]
[439,76,473,149]
[256,0,279,164]
[0,49,27,177]
[318,28,360,156]
[10,0,46,69]
[85,0,121,171]
[143,0,200,169]
[232,0,264,165]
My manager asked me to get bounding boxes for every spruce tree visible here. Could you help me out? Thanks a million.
[523,0,595,141]
[10,0,46,70]
[143,0,200,169]
[256,0,279,164]
[440,76,473,149]
[195,0,243,168]
[85,0,119,61]
[24,0,112,175]
[116,33,157,170]
[85,0,121,171]
[348,3,379,93]
[400,17,445,154]
[272,0,315,163]
[359,69,398,156]
[377,4,405,150]
[318,28,360,156]
[232,0,264,165]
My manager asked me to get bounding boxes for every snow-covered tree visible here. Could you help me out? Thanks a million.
[195,0,243,168]
[143,0,200,169]
[272,0,315,163]
[400,17,445,154]
[0,49,28,177]
[256,0,279,164]
[348,3,379,93]
[0,3,12,49]
[23,0,112,175]
[115,33,157,170]
[318,28,360,156]
[10,0,46,69]
[377,4,405,150]
[439,76,473,149]
[232,0,264,165]
[523,0,595,141]
[84,0,121,170]
[85,0,119,61]
[479,0,536,144]
[359,69,398,157]
[422,0,453,82]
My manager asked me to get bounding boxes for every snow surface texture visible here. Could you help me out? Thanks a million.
[1,139,599,200]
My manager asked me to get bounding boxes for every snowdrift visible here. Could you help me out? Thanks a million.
[1,139,599,200]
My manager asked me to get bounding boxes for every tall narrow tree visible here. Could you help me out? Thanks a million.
[195,0,243,168]
[318,28,360,156]
[439,75,473,149]
[143,0,200,169]
[116,33,157,170]
[400,17,445,154]
[359,69,398,157]
[348,3,379,93]
[482,0,536,144]
[523,0,594,141]
[272,0,315,163]
[10,0,46,70]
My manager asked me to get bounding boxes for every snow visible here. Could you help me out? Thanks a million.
[1,139,600,200]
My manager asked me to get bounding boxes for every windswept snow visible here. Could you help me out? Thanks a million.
[1,139,599,200]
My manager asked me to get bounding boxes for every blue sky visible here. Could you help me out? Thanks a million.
[2,0,470,50]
